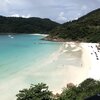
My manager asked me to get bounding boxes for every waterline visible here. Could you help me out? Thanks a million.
[0,35,89,100]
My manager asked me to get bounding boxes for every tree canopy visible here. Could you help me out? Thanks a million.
[48,8,100,42]
[16,78,100,100]
[16,83,53,100]
[0,16,60,34]
[58,78,100,100]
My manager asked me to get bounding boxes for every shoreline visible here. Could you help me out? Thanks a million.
[50,42,91,93]
[30,33,49,37]
[55,42,100,92]
[0,34,100,98]
[43,36,100,44]
[52,42,100,87]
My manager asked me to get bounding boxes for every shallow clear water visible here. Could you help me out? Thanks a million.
[0,34,61,79]
[0,34,82,100]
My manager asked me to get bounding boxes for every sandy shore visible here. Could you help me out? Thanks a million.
[0,41,100,100]
[81,43,100,80]
[70,42,100,81]
[62,42,91,84]
[61,42,100,87]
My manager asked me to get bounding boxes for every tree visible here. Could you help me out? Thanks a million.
[77,78,100,99]
[48,8,100,42]
[58,84,77,100]
[0,16,59,34]
[16,83,53,100]
[58,78,100,100]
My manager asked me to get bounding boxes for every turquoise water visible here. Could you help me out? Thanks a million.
[0,34,62,79]
[0,34,63,100]
[0,34,82,100]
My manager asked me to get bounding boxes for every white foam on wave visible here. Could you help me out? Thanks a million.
[30,34,48,37]
[72,47,81,51]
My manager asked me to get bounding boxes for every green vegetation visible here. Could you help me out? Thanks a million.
[48,8,100,42]
[0,16,60,34]
[16,83,53,100]
[16,78,100,100]
[0,9,100,42]
[58,78,100,100]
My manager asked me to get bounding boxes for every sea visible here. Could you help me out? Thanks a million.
[0,34,83,100]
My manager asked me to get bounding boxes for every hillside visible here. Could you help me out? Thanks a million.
[0,16,60,34]
[47,8,100,42]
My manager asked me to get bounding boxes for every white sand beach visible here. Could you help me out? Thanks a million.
[0,40,100,100]
[81,43,100,80]
[71,42,100,81]
[59,42,100,89]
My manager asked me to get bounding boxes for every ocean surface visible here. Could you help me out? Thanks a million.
[0,34,82,100]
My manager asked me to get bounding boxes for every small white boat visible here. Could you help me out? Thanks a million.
[8,35,14,39]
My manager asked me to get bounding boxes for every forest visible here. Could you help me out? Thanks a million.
[47,8,100,42]
[0,9,100,42]
[0,16,59,34]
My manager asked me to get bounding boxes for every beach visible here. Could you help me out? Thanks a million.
[0,34,100,100]
[57,42,100,90]
[69,42,100,82]
[81,43,100,80]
